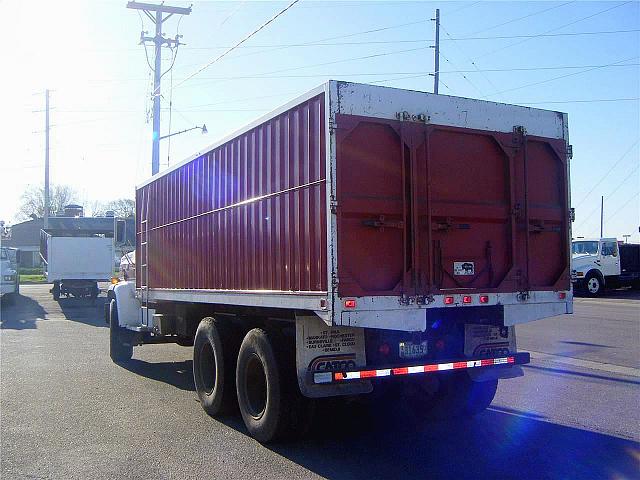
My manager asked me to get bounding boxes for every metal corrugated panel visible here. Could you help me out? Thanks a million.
[137,93,327,293]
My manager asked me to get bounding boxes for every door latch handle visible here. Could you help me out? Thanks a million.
[362,216,404,229]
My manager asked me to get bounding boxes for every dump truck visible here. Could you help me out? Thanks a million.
[107,81,573,443]
[41,230,114,300]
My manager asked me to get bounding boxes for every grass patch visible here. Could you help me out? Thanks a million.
[20,274,47,283]
[19,268,44,275]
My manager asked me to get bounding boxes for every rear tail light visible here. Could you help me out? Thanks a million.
[479,295,489,304]
[444,296,455,305]
[344,299,357,308]
[558,292,567,300]
[462,295,472,304]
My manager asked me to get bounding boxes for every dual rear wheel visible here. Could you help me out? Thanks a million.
[193,320,313,443]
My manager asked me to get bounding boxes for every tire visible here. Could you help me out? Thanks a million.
[584,272,604,297]
[429,373,498,418]
[236,328,314,443]
[193,317,240,417]
[90,283,99,300]
[109,299,133,362]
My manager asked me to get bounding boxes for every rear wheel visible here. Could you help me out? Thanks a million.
[109,299,133,362]
[430,373,498,418]
[584,272,603,297]
[236,328,314,443]
[52,281,60,301]
[193,317,240,417]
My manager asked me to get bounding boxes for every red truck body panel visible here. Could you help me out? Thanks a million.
[336,115,570,296]
[137,93,327,292]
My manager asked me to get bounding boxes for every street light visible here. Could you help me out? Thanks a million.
[159,124,207,141]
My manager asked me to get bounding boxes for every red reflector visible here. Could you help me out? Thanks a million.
[334,372,345,381]
[379,343,390,356]
[481,359,494,367]
[424,364,438,372]
[344,299,357,308]
[360,370,377,378]
[444,296,455,305]
[463,295,472,304]
[453,361,468,369]
[479,295,489,304]
[558,292,566,299]
[392,367,409,375]
[508,357,515,364]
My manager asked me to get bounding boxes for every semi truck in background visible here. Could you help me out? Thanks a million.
[0,246,20,304]
[41,230,114,300]
[572,238,640,296]
[107,81,573,443]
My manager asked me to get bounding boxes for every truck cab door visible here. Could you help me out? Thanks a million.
[599,241,621,276]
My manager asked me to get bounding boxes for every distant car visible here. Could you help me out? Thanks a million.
[119,250,135,281]
[0,247,19,303]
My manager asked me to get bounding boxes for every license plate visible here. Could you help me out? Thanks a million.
[399,341,428,359]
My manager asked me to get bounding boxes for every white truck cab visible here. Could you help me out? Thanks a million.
[572,238,620,296]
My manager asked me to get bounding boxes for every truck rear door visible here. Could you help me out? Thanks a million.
[335,115,570,298]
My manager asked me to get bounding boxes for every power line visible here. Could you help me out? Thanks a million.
[574,139,639,209]
[439,51,484,97]
[440,24,497,98]
[182,46,431,90]
[62,60,640,85]
[476,1,633,61]
[606,192,640,223]
[172,0,301,91]
[346,62,640,87]
[485,56,639,98]
[469,1,575,36]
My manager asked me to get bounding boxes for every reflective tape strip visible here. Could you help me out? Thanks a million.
[329,356,517,383]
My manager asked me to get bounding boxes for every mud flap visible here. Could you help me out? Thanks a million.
[295,314,373,398]
[464,324,523,382]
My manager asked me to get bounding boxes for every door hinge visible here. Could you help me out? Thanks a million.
[512,125,527,146]
[396,111,428,123]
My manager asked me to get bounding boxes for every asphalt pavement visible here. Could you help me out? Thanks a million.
[1,285,639,480]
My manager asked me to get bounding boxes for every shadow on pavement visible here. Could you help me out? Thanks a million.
[120,359,195,391]
[0,294,46,330]
[266,398,639,480]
[121,355,639,479]
[558,340,614,348]
[524,364,640,386]
[57,295,108,328]
[574,288,640,300]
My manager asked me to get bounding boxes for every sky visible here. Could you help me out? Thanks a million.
[1,0,639,241]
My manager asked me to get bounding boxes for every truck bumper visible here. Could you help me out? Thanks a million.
[312,352,530,385]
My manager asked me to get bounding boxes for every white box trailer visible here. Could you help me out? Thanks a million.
[40,231,114,300]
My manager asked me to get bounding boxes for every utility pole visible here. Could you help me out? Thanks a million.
[44,89,50,229]
[127,1,191,175]
[600,195,604,237]
[433,8,440,94]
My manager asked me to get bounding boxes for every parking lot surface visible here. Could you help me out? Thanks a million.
[1,285,639,479]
